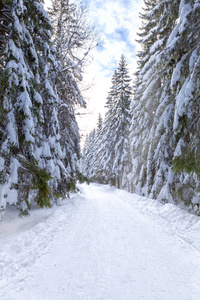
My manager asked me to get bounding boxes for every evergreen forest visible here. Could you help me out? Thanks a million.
[0,0,96,218]
[82,0,200,215]
[0,0,200,219]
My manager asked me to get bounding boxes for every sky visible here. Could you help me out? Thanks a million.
[44,0,144,144]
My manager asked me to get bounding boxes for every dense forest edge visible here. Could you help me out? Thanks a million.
[0,0,97,220]
[81,0,200,216]
[0,0,200,220]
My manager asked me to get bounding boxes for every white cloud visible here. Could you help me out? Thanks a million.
[81,0,143,74]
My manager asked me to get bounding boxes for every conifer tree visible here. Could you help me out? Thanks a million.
[100,55,132,188]
[80,114,103,183]
[81,129,96,180]
[170,0,200,211]
[0,0,51,213]
[100,71,119,185]
[0,0,81,217]
[48,0,97,190]
[130,0,180,200]
[130,0,200,213]
[91,114,104,182]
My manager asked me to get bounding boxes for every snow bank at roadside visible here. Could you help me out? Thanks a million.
[0,193,85,294]
[1,184,200,255]
[78,183,200,252]
[114,186,200,252]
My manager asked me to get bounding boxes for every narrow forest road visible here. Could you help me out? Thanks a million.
[1,184,200,300]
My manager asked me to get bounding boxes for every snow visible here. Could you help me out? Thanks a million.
[7,40,21,62]
[171,58,183,88]
[6,111,18,146]
[42,142,51,158]
[179,1,192,34]
[150,38,164,54]
[167,24,180,48]
[1,183,200,300]
[5,159,20,206]
[189,49,198,72]
[45,79,56,99]
[0,158,4,172]
[173,77,190,130]
[33,92,43,105]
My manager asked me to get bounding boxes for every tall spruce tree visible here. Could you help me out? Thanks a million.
[130,0,200,213]
[81,129,96,180]
[48,0,97,191]
[0,0,61,215]
[170,0,200,212]
[80,114,103,183]
[99,71,118,185]
[100,55,132,189]
[92,114,104,182]
[130,0,180,201]
[0,0,87,218]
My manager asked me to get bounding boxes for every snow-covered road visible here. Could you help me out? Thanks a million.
[1,183,200,300]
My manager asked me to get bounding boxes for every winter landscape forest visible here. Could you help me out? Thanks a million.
[0,0,96,219]
[1,0,200,299]
[1,0,200,218]
[82,0,200,215]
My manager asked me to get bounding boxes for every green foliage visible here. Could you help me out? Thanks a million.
[31,166,52,208]
[10,145,20,156]
[66,176,80,193]
[21,159,52,209]
[0,71,8,99]
[174,115,189,142]
[172,147,200,178]
[77,172,90,185]
[0,72,8,129]
[2,0,13,3]
[172,146,200,207]
[0,172,4,184]
[0,0,82,216]
[19,209,30,218]
[53,192,62,199]
[175,183,195,207]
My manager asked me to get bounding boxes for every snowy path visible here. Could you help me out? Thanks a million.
[1,184,200,300]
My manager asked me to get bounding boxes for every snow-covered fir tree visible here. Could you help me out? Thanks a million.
[81,129,96,180]
[48,0,98,190]
[130,0,180,200]
[130,0,200,214]
[81,114,104,182]
[0,0,90,218]
[0,0,62,216]
[82,56,132,189]
[92,114,104,182]
[170,0,200,212]
[111,55,132,189]
[48,0,87,110]
[99,71,118,185]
